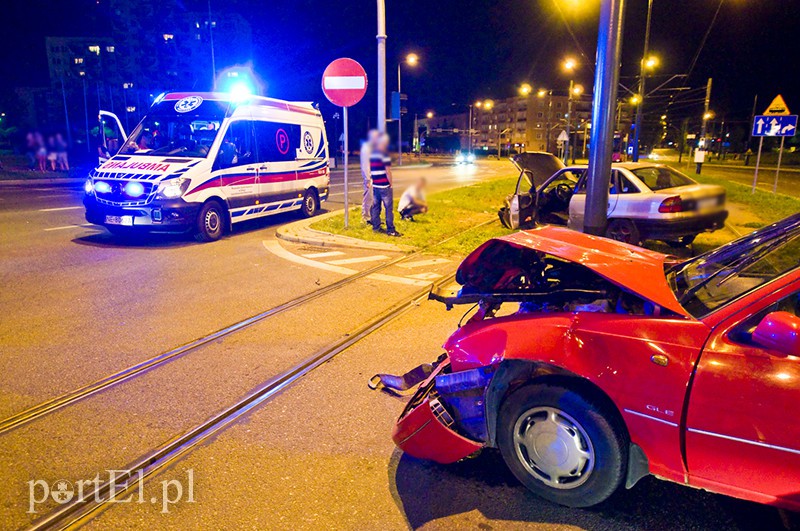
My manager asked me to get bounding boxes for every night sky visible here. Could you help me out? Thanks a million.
[1,0,798,130]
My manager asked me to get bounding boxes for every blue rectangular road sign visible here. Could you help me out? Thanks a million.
[752,115,798,137]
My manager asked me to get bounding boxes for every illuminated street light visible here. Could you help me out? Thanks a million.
[483,100,494,110]
[426,111,434,118]
[644,55,659,70]
[563,57,577,72]
[630,94,641,105]
[703,111,714,121]
[537,89,548,98]
[519,83,532,96]
[397,53,420,164]
[572,85,584,96]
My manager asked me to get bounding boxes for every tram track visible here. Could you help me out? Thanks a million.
[25,272,455,530]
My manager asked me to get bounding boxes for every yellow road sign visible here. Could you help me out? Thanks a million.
[764,94,791,116]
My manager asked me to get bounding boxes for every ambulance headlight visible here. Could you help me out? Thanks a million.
[467,153,476,162]
[455,153,465,163]
[156,177,190,199]
[84,179,94,195]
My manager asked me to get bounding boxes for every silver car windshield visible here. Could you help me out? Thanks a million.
[119,100,228,158]
[668,214,800,318]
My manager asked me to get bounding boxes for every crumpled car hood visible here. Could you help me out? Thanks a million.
[457,225,689,317]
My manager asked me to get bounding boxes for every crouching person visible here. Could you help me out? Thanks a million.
[398,177,428,221]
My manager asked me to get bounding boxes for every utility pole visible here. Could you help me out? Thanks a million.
[585,0,626,237]
[376,0,387,133]
[632,0,653,162]
[468,104,474,153]
[700,78,712,145]
[565,79,574,164]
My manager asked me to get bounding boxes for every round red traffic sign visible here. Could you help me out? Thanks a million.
[322,58,368,108]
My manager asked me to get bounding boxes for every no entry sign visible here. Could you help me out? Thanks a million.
[322,58,368,108]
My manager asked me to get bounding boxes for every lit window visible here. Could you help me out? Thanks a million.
[126,106,136,112]
[106,46,115,53]
[163,34,174,41]
[88,45,100,54]
[79,71,86,77]
[74,57,84,64]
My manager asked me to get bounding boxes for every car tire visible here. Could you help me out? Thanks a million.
[605,219,641,246]
[665,235,696,248]
[301,188,320,218]
[195,200,226,242]
[497,383,627,508]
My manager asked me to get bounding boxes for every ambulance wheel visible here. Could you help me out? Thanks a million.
[301,189,320,218]
[195,200,226,242]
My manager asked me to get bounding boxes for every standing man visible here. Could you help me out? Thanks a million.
[360,130,379,223]
[369,133,401,237]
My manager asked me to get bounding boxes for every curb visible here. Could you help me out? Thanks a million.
[0,177,85,186]
[276,210,412,252]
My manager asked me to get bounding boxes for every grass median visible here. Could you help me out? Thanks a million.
[680,168,800,227]
[311,177,517,255]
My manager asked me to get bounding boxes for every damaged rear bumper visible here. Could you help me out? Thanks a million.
[388,358,492,464]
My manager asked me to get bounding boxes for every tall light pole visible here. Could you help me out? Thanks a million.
[518,83,532,153]
[538,89,553,153]
[585,0,626,237]
[377,0,387,133]
[397,53,419,165]
[563,58,577,164]
[632,0,655,162]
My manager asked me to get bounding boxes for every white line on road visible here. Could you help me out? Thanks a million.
[406,272,443,280]
[262,240,429,286]
[44,223,94,232]
[398,258,451,269]
[301,251,346,259]
[38,206,83,212]
[327,255,389,265]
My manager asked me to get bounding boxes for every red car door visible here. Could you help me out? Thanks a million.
[685,280,800,510]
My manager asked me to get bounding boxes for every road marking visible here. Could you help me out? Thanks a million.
[38,206,83,212]
[367,274,428,286]
[407,272,443,280]
[327,255,389,265]
[262,240,429,286]
[301,251,346,259]
[398,258,451,268]
[44,223,94,232]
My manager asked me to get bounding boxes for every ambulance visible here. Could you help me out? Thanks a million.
[83,92,330,242]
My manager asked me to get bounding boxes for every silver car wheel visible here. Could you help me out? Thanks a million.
[513,406,595,490]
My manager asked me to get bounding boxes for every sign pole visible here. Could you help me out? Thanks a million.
[774,136,785,193]
[343,106,349,229]
[751,136,763,193]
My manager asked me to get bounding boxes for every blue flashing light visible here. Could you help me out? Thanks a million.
[229,81,253,102]
[125,181,145,198]
[94,181,111,194]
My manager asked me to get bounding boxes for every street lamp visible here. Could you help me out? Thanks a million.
[397,53,419,165]
[519,83,532,96]
[563,57,579,163]
[632,0,656,162]
[426,111,434,119]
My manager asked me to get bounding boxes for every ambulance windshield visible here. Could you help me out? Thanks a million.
[119,99,228,158]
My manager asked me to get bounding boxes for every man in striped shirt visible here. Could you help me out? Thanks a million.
[369,133,401,236]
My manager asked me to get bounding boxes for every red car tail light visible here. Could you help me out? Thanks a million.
[658,196,684,213]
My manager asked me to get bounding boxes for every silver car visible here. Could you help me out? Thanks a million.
[500,153,728,247]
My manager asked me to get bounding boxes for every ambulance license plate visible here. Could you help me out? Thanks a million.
[106,215,133,226]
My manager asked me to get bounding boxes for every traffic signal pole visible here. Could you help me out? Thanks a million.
[585,0,626,237]
[377,0,387,133]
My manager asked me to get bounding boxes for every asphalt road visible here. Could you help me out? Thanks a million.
[0,158,797,530]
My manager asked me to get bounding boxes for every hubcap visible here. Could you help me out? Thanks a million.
[609,224,632,243]
[305,195,315,213]
[513,407,594,489]
[205,210,220,233]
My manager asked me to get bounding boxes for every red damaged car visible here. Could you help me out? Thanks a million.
[375,214,800,510]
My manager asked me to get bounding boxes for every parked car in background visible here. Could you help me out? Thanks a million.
[377,214,800,511]
[499,153,727,247]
